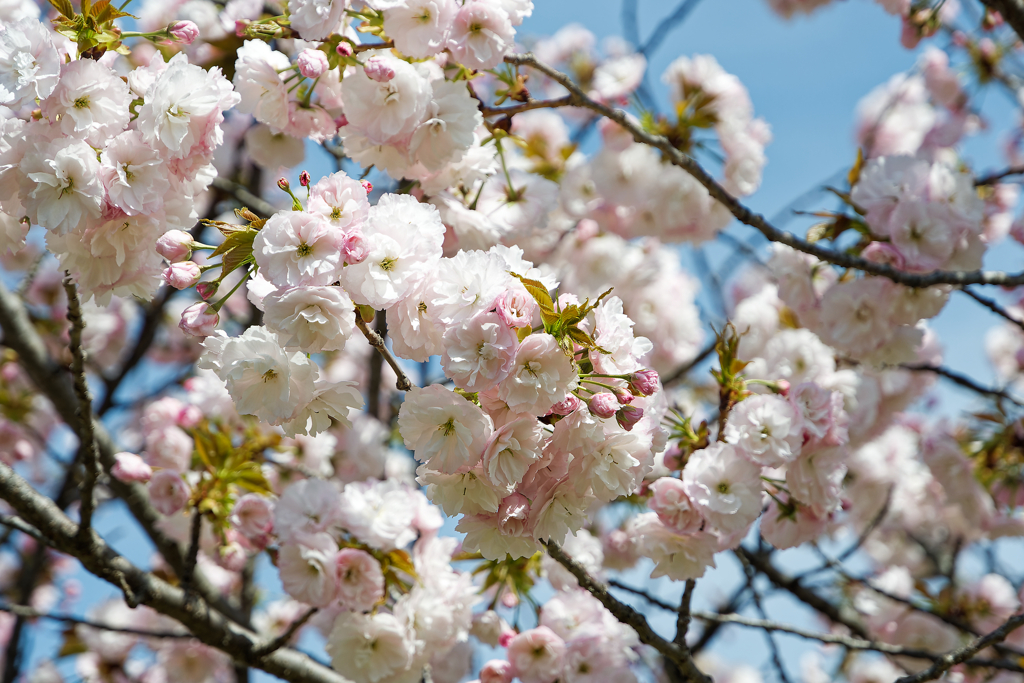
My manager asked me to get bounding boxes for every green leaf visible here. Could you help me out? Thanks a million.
[210,227,257,278]
[385,549,417,579]
[48,0,75,19]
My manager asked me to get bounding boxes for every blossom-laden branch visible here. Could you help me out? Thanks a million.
[502,52,1024,289]
[895,611,1024,683]
[0,279,250,626]
[0,460,349,683]
[61,274,101,539]
[542,540,711,683]
[0,603,196,639]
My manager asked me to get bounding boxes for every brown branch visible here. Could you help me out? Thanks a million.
[0,461,348,683]
[974,164,1024,186]
[0,279,250,627]
[355,314,414,392]
[979,0,1024,46]
[0,603,194,639]
[253,607,318,657]
[503,52,1024,289]
[480,95,575,117]
[898,362,1022,407]
[210,177,279,218]
[958,287,1024,334]
[734,547,871,639]
[542,540,711,683]
[61,275,100,540]
[662,340,716,387]
[895,611,1024,683]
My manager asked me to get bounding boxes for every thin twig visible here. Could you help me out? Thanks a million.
[894,611,1024,683]
[899,362,1022,407]
[542,540,711,683]
[62,274,100,540]
[502,52,1024,289]
[210,177,279,218]
[959,287,1024,334]
[254,607,318,657]
[663,340,717,387]
[480,95,575,117]
[639,0,704,56]
[355,314,414,392]
[974,163,1024,186]
[0,603,194,638]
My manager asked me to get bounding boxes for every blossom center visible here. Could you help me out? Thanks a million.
[296,242,314,257]
[263,369,278,382]
[379,256,397,271]
[73,95,90,109]
[439,417,456,437]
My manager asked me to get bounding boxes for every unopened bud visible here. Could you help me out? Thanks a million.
[299,170,311,187]
[616,405,644,431]
[277,177,290,191]
[548,394,580,416]
[235,20,249,37]
[163,261,202,290]
[297,48,329,79]
[360,179,373,193]
[613,386,634,404]
[179,302,219,337]
[336,42,354,57]
[196,281,219,300]
[363,56,395,82]
[155,229,193,262]
[588,392,618,419]
[169,20,199,44]
[628,369,659,396]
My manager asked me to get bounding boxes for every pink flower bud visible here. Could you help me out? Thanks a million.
[231,493,274,540]
[148,470,188,515]
[628,369,659,396]
[334,114,349,128]
[363,56,394,82]
[359,180,373,193]
[613,386,634,404]
[177,404,203,428]
[163,261,202,290]
[500,592,518,608]
[196,281,219,300]
[179,302,219,337]
[156,229,193,262]
[480,661,513,683]
[588,392,618,418]
[548,394,580,416]
[111,452,153,483]
[775,379,791,396]
[336,42,354,57]
[299,170,311,187]
[297,49,329,79]
[576,218,599,240]
[498,630,516,648]
[277,177,290,191]
[169,20,199,44]
[235,20,249,37]
[616,404,644,431]
[342,231,369,265]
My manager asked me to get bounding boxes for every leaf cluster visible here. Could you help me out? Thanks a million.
[49,0,134,58]
[511,273,611,355]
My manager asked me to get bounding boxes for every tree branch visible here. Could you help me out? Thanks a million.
[0,279,250,627]
[0,603,195,639]
[542,540,710,683]
[355,314,414,393]
[894,611,1024,683]
[0,461,348,683]
[979,0,1024,45]
[503,52,1024,289]
[62,274,100,539]
[898,362,1022,407]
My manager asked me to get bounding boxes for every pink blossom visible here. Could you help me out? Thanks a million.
[297,49,328,79]
[335,548,385,612]
[148,471,188,515]
[648,477,702,533]
[110,452,152,483]
[279,533,339,607]
[169,20,199,45]
[164,262,201,290]
[231,494,274,541]
[507,626,565,683]
[494,286,537,328]
[480,660,513,683]
[548,394,581,416]
[179,302,219,337]
[628,369,659,396]
[587,392,618,419]
[497,493,531,537]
